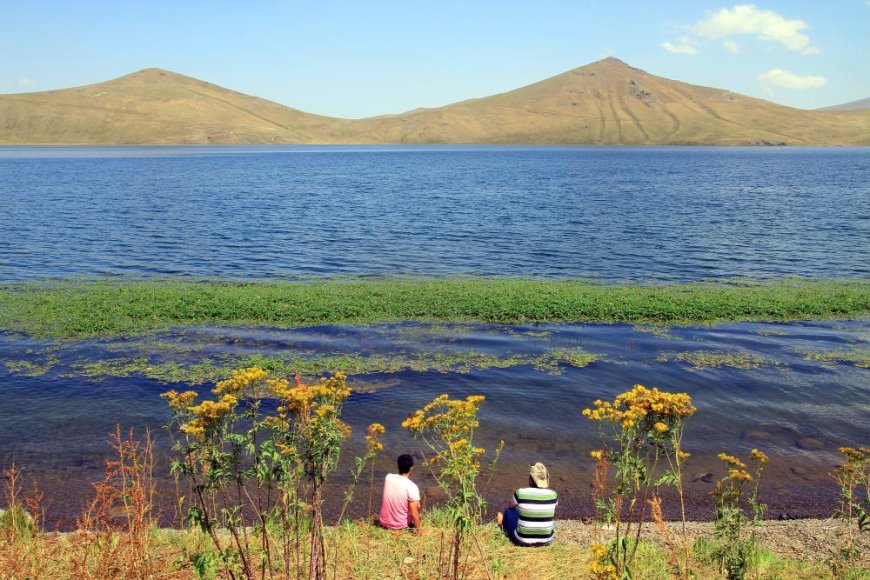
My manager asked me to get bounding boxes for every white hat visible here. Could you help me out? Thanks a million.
[530,462,549,488]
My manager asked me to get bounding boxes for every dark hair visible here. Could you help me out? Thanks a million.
[397,454,414,475]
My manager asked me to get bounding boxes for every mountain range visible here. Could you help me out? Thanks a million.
[2,58,868,146]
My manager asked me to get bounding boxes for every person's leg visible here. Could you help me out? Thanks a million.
[500,507,521,544]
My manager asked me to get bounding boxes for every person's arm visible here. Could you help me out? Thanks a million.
[409,500,422,533]
[508,491,518,509]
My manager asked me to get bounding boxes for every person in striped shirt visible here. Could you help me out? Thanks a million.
[496,462,558,546]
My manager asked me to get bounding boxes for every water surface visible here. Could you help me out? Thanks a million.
[1,146,868,281]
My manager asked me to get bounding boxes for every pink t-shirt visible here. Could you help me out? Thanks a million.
[378,473,421,529]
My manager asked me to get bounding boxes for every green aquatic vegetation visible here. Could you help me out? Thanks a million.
[657,350,771,370]
[755,326,790,337]
[0,277,866,339]
[803,348,870,368]
[632,323,675,339]
[63,347,600,385]
[532,348,598,374]
[3,356,59,377]
[75,358,224,385]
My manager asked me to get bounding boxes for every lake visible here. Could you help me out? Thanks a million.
[0,146,867,527]
[1,146,868,281]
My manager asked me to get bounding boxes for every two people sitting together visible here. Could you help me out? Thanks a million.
[378,454,557,547]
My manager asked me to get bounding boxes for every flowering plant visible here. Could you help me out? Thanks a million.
[583,385,696,578]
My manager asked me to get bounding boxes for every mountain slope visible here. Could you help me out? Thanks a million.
[355,58,870,145]
[818,97,870,112]
[0,68,354,145]
[2,60,869,145]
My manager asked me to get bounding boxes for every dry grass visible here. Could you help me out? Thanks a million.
[2,516,867,579]
[2,58,869,145]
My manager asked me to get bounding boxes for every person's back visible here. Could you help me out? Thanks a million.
[498,462,558,547]
[513,485,558,545]
[378,454,422,532]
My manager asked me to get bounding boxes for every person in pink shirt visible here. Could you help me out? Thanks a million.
[378,454,422,533]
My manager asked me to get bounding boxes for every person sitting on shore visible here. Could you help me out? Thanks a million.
[496,462,558,546]
[378,453,422,534]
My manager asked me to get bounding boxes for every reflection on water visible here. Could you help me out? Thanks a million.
[1,319,867,527]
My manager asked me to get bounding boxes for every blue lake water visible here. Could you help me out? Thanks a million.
[1,146,868,281]
[0,146,868,527]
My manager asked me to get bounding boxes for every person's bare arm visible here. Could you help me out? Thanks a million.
[409,500,422,533]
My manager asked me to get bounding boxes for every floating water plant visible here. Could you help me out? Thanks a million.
[803,348,870,369]
[57,347,600,385]
[657,351,770,370]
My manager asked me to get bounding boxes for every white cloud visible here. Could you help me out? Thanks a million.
[17,77,34,88]
[723,40,740,53]
[757,68,827,90]
[693,4,818,55]
[661,39,697,55]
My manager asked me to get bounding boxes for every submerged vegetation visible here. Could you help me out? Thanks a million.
[0,278,867,339]
[68,347,598,384]
[803,348,870,369]
[656,351,771,370]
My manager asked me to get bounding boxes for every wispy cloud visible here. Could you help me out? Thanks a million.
[694,4,819,55]
[17,77,35,88]
[723,40,740,54]
[661,37,697,55]
[757,68,827,90]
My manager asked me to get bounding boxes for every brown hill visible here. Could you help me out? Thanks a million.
[0,68,355,145]
[818,97,870,112]
[2,59,869,145]
[357,58,870,145]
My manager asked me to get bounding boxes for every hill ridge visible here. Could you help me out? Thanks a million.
[2,59,869,145]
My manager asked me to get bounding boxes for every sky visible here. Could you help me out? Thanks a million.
[2,1,869,118]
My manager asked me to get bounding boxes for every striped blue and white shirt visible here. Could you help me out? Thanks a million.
[513,486,558,545]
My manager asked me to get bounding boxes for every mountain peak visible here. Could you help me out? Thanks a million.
[109,68,201,87]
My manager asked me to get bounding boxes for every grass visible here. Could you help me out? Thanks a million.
[2,517,864,579]
[0,277,867,339]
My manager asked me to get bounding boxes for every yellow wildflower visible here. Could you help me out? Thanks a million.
[839,447,864,461]
[728,469,752,482]
[214,366,270,395]
[718,453,747,470]
[315,404,336,418]
[161,390,198,410]
[188,394,237,419]
[590,449,604,461]
[180,418,206,440]
[654,421,669,433]
[750,448,769,464]
[365,425,385,454]
[591,543,608,559]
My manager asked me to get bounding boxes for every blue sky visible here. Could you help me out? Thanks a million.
[3,1,868,118]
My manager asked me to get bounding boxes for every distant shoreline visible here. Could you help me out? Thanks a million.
[0,277,866,339]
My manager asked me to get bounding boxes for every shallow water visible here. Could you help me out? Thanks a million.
[1,319,867,527]
[1,145,868,281]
